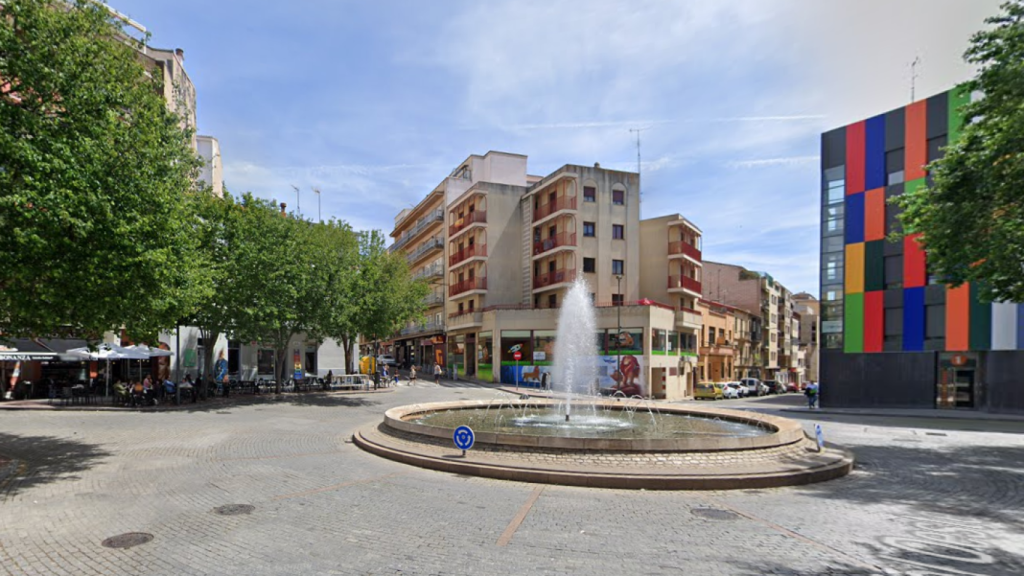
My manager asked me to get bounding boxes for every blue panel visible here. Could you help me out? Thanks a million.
[903,287,925,351]
[1018,305,1024,350]
[845,192,865,244]
[865,114,886,190]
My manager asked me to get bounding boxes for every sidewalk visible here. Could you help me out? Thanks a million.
[779,405,1024,423]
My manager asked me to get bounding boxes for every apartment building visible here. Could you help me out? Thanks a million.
[793,292,820,384]
[697,300,734,382]
[820,85,1024,413]
[387,151,703,399]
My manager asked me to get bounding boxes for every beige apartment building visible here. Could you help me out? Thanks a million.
[387,151,703,400]
[697,300,735,382]
[793,292,820,384]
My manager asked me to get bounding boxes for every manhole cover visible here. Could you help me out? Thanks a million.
[213,504,255,516]
[691,508,740,521]
[101,532,154,549]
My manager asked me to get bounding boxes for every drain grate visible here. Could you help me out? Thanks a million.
[102,533,154,549]
[691,507,740,521]
[213,504,255,516]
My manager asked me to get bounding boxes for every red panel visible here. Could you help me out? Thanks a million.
[864,291,884,352]
[904,233,927,288]
[864,188,885,241]
[846,121,866,194]
[946,284,971,351]
[906,100,928,181]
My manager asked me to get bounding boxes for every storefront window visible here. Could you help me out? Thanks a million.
[477,332,493,382]
[651,329,667,355]
[610,328,643,355]
[500,331,532,361]
[449,336,466,376]
[257,349,275,375]
[668,331,679,355]
[532,330,556,364]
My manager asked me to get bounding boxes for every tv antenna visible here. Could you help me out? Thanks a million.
[910,56,921,102]
[629,126,649,218]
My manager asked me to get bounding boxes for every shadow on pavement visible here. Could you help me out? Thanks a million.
[0,432,110,499]
[795,441,1024,537]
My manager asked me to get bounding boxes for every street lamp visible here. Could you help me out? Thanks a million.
[615,274,623,379]
[312,187,321,223]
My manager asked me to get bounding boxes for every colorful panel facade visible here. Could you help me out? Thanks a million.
[821,85,1010,357]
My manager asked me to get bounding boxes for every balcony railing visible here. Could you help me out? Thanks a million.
[667,275,702,294]
[668,240,702,261]
[412,265,443,281]
[392,209,444,252]
[533,196,577,221]
[450,277,487,297]
[447,311,483,327]
[406,237,443,264]
[533,268,577,290]
[422,293,444,307]
[449,210,487,237]
[400,321,442,337]
[449,243,487,267]
[532,232,576,256]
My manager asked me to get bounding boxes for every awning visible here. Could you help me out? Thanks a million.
[1,338,93,362]
[0,352,59,362]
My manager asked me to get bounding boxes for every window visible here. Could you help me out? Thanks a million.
[612,224,624,239]
[885,148,905,185]
[548,294,557,308]
[583,257,596,273]
[584,186,596,202]
[612,189,624,205]
[612,293,624,306]
[927,135,948,163]
[824,204,844,234]
[822,252,844,283]
[824,166,846,204]
[612,260,624,275]
[583,222,595,237]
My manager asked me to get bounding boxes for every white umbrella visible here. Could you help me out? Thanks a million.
[64,344,144,397]
[124,344,172,357]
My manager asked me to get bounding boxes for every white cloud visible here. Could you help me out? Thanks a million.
[726,156,819,169]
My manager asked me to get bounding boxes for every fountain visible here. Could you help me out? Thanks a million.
[354,278,853,490]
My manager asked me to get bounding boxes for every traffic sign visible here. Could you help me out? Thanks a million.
[453,425,475,455]
[513,351,522,361]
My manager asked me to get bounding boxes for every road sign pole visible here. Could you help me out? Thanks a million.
[515,359,519,390]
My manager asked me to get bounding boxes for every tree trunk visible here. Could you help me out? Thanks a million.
[341,334,353,374]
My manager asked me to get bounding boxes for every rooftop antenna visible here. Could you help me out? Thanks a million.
[910,56,921,102]
[629,126,649,219]
[290,185,300,218]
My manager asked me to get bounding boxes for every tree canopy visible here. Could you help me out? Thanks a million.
[0,0,208,340]
[897,0,1024,302]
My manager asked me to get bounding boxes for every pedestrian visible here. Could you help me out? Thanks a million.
[326,370,333,387]
[382,365,389,387]
[434,362,442,385]
[540,372,550,390]
[805,381,818,409]
[409,365,417,384]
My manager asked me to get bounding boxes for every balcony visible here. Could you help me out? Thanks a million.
[400,321,442,337]
[422,293,444,307]
[667,275,702,295]
[675,307,702,330]
[412,265,443,281]
[668,240,702,262]
[700,343,735,357]
[533,196,577,222]
[447,310,483,329]
[449,210,487,238]
[532,232,576,256]
[450,277,487,297]
[406,237,444,265]
[533,268,577,290]
[449,243,487,267]
[392,209,443,252]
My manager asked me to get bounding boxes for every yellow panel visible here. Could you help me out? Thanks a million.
[845,243,864,294]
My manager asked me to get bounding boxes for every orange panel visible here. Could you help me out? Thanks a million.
[906,100,928,181]
[845,243,864,294]
[864,188,885,241]
[946,283,971,351]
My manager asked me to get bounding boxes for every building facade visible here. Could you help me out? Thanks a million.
[820,85,1024,414]
[388,152,703,399]
[793,292,820,384]
[196,135,223,197]
[697,300,735,383]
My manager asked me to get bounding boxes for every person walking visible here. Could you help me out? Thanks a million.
[382,365,389,387]
[805,381,818,409]
[433,362,442,385]
[409,365,417,385]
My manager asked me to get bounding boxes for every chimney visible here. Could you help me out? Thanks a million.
[175,48,184,63]
[280,202,287,216]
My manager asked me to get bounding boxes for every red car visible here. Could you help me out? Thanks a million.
[786,382,802,393]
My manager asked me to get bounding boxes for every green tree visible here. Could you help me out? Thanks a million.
[897,0,1024,302]
[0,0,207,340]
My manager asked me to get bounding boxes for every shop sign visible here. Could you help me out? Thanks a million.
[432,335,446,345]
[533,351,546,361]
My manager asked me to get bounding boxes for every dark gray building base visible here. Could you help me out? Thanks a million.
[821,350,1024,415]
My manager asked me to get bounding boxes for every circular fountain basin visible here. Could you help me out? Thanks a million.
[354,399,853,490]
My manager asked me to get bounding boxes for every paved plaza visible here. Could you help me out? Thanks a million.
[1,383,1023,576]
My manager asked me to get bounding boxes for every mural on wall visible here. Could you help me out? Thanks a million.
[500,355,645,397]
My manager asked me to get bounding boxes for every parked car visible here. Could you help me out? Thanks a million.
[722,382,744,399]
[695,382,724,400]
[740,378,766,397]
[763,380,783,395]
[376,354,398,368]
[786,382,802,393]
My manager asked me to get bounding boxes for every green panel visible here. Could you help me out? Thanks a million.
[969,283,992,350]
[844,293,864,353]
[904,178,926,196]
[864,240,885,292]
[948,84,971,143]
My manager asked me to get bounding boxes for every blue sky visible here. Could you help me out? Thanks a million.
[110,0,1001,296]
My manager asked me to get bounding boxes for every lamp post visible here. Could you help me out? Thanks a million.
[312,187,321,223]
[615,274,623,378]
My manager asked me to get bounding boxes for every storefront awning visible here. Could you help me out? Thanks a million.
[0,338,91,362]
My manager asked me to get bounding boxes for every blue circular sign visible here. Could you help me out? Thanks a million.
[453,425,475,451]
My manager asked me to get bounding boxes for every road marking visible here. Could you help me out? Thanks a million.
[496,486,545,547]
[270,472,406,501]
[707,499,882,572]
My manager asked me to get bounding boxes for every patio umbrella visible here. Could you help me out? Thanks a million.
[64,344,145,396]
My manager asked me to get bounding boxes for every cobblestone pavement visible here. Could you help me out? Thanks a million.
[1,383,1023,575]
